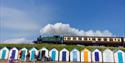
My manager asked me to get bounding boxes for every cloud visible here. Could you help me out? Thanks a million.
[2,38,33,44]
[40,23,113,36]
[0,7,40,31]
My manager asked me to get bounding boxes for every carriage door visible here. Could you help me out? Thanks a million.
[52,51,56,61]
[118,52,123,63]
[2,50,6,59]
[62,51,66,61]
[95,52,99,62]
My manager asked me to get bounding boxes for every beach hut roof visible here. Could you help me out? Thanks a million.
[103,48,113,52]
[60,48,68,52]
[30,47,37,51]
[40,47,48,51]
[50,48,58,51]
[1,47,9,50]
[81,48,90,52]
[71,48,79,52]
[115,50,124,53]
[93,49,101,52]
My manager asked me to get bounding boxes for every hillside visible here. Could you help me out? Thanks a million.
[0,43,125,51]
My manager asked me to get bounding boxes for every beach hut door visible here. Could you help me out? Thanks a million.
[73,51,77,61]
[84,51,88,62]
[11,50,16,59]
[2,50,6,59]
[31,51,35,61]
[42,51,45,57]
[118,52,123,63]
[62,51,66,61]
[21,51,26,61]
[95,52,99,62]
[52,51,56,61]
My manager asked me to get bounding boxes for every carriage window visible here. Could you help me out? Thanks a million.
[87,37,93,41]
[70,37,73,40]
[112,38,121,42]
[64,37,68,40]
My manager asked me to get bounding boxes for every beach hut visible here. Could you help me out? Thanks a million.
[114,50,125,63]
[29,47,38,61]
[38,47,49,60]
[49,48,58,61]
[0,47,9,60]
[19,48,28,61]
[103,48,114,63]
[81,48,91,62]
[92,49,102,63]
[9,47,19,60]
[70,48,80,62]
[59,48,69,62]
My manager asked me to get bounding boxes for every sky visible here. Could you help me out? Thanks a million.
[0,0,125,43]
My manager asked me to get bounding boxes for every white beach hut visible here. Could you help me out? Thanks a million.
[29,47,38,61]
[49,48,58,61]
[92,49,102,63]
[19,48,28,61]
[0,47,9,60]
[9,47,19,60]
[103,48,114,63]
[70,48,80,62]
[114,50,125,63]
[38,47,49,60]
[59,48,69,62]
[81,48,91,62]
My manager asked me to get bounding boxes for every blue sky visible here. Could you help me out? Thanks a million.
[0,0,125,43]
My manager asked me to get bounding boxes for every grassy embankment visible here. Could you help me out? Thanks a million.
[0,43,125,51]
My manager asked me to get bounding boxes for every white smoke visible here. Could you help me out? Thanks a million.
[40,23,113,36]
[2,38,33,44]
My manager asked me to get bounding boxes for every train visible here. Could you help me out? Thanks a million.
[33,35,125,47]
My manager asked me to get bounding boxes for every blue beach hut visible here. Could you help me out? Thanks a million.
[29,47,38,61]
[59,48,69,62]
[19,48,28,61]
[70,48,80,62]
[0,47,9,60]
[92,49,102,63]
[114,50,125,63]
[49,48,58,61]
[9,47,19,60]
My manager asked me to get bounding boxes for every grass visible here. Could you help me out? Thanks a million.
[0,43,125,52]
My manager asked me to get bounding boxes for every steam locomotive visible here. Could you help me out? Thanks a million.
[34,35,125,47]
